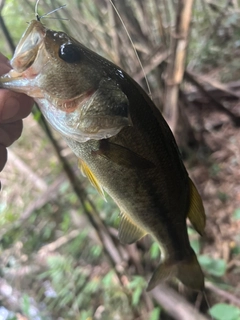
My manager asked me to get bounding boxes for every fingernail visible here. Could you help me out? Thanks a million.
[2,97,20,120]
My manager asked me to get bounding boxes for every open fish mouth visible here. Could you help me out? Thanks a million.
[0,21,47,97]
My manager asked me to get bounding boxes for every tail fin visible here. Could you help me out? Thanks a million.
[147,250,204,292]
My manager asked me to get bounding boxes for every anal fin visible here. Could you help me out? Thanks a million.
[188,178,206,236]
[119,212,147,244]
[78,159,105,199]
[147,249,204,292]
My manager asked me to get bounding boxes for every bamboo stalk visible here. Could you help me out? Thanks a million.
[163,0,194,132]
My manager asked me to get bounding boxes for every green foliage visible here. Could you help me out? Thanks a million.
[150,242,160,260]
[21,294,31,317]
[127,276,146,307]
[217,192,228,203]
[209,303,240,320]
[210,164,221,177]
[233,208,240,220]
[102,270,115,287]
[198,255,226,277]
[188,228,201,254]
[150,307,161,320]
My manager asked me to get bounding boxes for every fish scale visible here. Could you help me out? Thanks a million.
[0,19,206,291]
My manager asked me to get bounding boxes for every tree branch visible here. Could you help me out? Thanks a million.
[151,284,209,320]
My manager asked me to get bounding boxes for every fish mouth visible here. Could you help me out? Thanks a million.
[0,20,47,97]
[11,20,46,73]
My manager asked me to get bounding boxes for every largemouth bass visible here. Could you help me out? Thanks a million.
[0,19,206,291]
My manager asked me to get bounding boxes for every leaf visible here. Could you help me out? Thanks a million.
[90,245,102,257]
[190,238,200,254]
[209,303,240,320]
[132,286,142,306]
[102,270,115,287]
[150,307,161,320]
[33,108,42,122]
[150,242,160,259]
[233,208,240,220]
[198,255,226,277]
[127,276,146,289]
[21,294,31,316]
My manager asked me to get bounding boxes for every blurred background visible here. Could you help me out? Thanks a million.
[0,0,240,319]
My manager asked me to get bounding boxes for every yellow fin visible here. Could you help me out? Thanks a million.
[147,249,204,292]
[119,212,147,244]
[78,159,105,199]
[94,140,155,169]
[188,178,206,236]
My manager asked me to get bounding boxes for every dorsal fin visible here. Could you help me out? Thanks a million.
[119,211,147,244]
[78,159,105,199]
[187,178,206,236]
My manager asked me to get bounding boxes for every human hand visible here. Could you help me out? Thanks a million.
[0,53,34,174]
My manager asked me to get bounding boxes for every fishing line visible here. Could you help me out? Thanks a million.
[203,290,213,320]
[195,290,213,320]
[108,0,152,99]
[35,0,68,21]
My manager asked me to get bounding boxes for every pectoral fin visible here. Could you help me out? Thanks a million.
[119,212,147,244]
[78,159,105,199]
[93,140,155,169]
[187,178,206,236]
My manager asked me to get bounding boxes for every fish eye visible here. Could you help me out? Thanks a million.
[59,43,81,63]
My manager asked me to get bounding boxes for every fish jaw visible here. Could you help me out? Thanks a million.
[0,69,43,97]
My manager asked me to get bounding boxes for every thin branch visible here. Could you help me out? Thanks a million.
[0,14,15,53]
[184,71,240,126]
[151,284,209,320]
[186,70,240,99]
[134,49,169,82]
[206,282,240,308]
[7,149,47,192]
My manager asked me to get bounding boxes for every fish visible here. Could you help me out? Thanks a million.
[0,18,206,291]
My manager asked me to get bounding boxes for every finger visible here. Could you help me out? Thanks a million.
[0,144,7,172]
[0,62,11,75]
[0,54,11,76]
[0,53,11,65]
[0,120,23,147]
[0,89,33,123]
